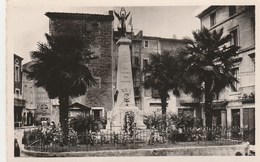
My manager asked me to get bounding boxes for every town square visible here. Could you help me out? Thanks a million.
[7,3,256,158]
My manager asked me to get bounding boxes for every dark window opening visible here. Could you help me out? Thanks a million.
[93,110,101,120]
[143,59,149,69]
[230,29,238,46]
[144,41,149,48]
[15,89,20,98]
[231,68,239,92]
[15,66,19,82]
[210,12,216,27]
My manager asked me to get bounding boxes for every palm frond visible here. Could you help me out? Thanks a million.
[28,34,97,99]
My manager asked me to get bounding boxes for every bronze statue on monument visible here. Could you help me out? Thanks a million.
[114,7,130,37]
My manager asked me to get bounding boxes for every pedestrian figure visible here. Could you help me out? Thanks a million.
[14,138,20,157]
[22,131,27,145]
[245,141,250,156]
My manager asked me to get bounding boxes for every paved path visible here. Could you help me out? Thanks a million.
[14,127,36,157]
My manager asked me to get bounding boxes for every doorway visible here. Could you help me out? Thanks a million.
[243,108,255,144]
[231,109,240,139]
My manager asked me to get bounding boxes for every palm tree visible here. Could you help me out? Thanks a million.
[177,27,239,129]
[28,34,96,144]
[144,51,182,130]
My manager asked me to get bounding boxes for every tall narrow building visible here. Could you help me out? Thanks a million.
[45,12,115,120]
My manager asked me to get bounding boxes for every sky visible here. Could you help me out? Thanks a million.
[8,5,203,63]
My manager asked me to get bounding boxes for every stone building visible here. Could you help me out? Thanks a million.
[22,62,60,125]
[21,62,36,126]
[45,11,115,120]
[14,54,26,127]
[195,6,255,143]
[140,36,185,115]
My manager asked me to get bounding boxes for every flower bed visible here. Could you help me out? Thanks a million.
[23,126,245,152]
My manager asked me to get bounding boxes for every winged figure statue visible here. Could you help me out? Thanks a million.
[114,7,130,36]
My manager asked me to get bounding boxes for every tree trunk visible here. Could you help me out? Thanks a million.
[59,95,69,145]
[204,80,213,140]
[160,94,168,131]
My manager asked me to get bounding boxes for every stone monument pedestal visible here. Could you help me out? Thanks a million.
[109,107,145,131]
[108,37,145,132]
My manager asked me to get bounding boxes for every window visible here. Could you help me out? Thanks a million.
[94,77,101,88]
[143,58,149,69]
[91,107,104,120]
[86,22,100,32]
[144,40,149,48]
[210,12,216,27]
[231,68,239,92]
[149,103,162,107]
[230,29,238,46]
[15,89,20,98]
[93,109,101,120]
[152,89,160,98]
[229,6,237,16]
[15,65,19,82]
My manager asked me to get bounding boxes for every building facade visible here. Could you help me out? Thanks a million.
[22,62,60,125]
[113,30,186,116]
[22,62,36,126]
[14,54,26,127]
[140,36,185,115]
[45,11,115,120]
[196,6,255,143]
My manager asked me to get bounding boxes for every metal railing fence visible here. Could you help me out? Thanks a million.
[23,127,249,152]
